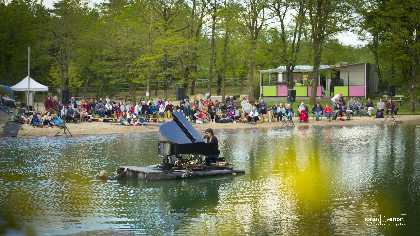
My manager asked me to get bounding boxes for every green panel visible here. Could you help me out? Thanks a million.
[262,86,277,96]
[334,86,349,96]
[293,87,307,96]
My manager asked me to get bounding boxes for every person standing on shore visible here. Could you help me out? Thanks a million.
[331,93,342,108]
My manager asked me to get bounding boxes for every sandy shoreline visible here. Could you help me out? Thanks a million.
[1,115,416,138]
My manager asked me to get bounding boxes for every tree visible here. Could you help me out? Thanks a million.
[187,0,209,95]
[214,0,241,99]
[47,0,91,90]
[207,0,218,95]
[151,0,190,98]
[361,0,419,112]
[307,0,357,105]
[0,0,50,85]
[240,0,268,100]
[270,0,306,89]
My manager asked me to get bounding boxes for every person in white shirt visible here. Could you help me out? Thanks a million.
[126,110,134,125]
[242,100,252,118]
[247,106,259,124]
[241,97,247,111]
[298,102,306,113]
[331,93,342,108]
[134,102,142,117]
[158,104,165,118]
[377,99,385,111]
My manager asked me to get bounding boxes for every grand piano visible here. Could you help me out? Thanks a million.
[117,112,244,181]
[158,112,225,170]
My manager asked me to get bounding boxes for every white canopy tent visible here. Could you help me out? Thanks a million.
[11,76,48,92]
[11,76,49,111]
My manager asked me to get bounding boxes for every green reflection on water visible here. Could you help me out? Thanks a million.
[0,126,419,235]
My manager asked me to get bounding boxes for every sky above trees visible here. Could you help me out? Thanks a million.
[41,0,368,46]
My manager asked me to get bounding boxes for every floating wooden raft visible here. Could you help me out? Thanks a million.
[119,165,245,181]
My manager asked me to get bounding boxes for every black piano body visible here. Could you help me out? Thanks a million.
[113,112,244,181]
[157,141,219,156]
[158,112,226,169]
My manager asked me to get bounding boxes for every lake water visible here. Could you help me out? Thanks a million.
[0,125,419,235]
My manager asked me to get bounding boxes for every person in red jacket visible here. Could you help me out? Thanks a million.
[44,96,54,111]
[324,104,333,121]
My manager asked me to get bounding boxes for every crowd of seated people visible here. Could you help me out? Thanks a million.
[32,93,400,128]
[41,95,170,125]
[29,110,63,128]
[328,96,366,120]
[189,94,389,123]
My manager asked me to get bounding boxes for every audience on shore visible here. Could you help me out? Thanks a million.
[25,93,399,128]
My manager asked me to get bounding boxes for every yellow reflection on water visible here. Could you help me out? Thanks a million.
[181,129,335,235]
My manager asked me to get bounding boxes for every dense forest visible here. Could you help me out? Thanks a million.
[0,0,418,110]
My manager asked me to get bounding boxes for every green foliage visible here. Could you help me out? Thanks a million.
[360,0,419,111]
[1,0,415,107]
[0,0,50,85]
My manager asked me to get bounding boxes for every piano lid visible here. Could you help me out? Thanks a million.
[159,112,205,144]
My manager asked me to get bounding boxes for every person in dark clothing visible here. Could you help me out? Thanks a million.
[204,128,218,149]
[285,104,294,121]
[208,105,216,122]
[66,105,77,123]
[165,101,174,118]
[204,128,219,165]
[31,111,41,127]
[366,98,374,117]
[44,96,54,111]
[333,103,341,120]
[312,103,324,121]
[386,98,395,115]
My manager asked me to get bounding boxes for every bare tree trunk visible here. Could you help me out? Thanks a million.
[208,0,217,96]
[286,66,293,89]
[154,80,158,97]
[221,25,229,100]
[216,70,222,95]
[410,50,418,112]
[190,47,197,96]
[372,33,381,78]
[390,57,395,86]
[56,56,70,90]
[247,40,256,100]
[146,75,150,99]
[129,82,136,103]
[190,78,196,95]
[62,64,69,90]
[147,12,153,100]
[189,0,208,96]
[182,63,189,94]
[163,51,169,99]
[240,76,244,94]
[83,78,89,97]
[311,38,322,105]
[240,62,246,94]
[242,0,266,100]
[308,0,325,106]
